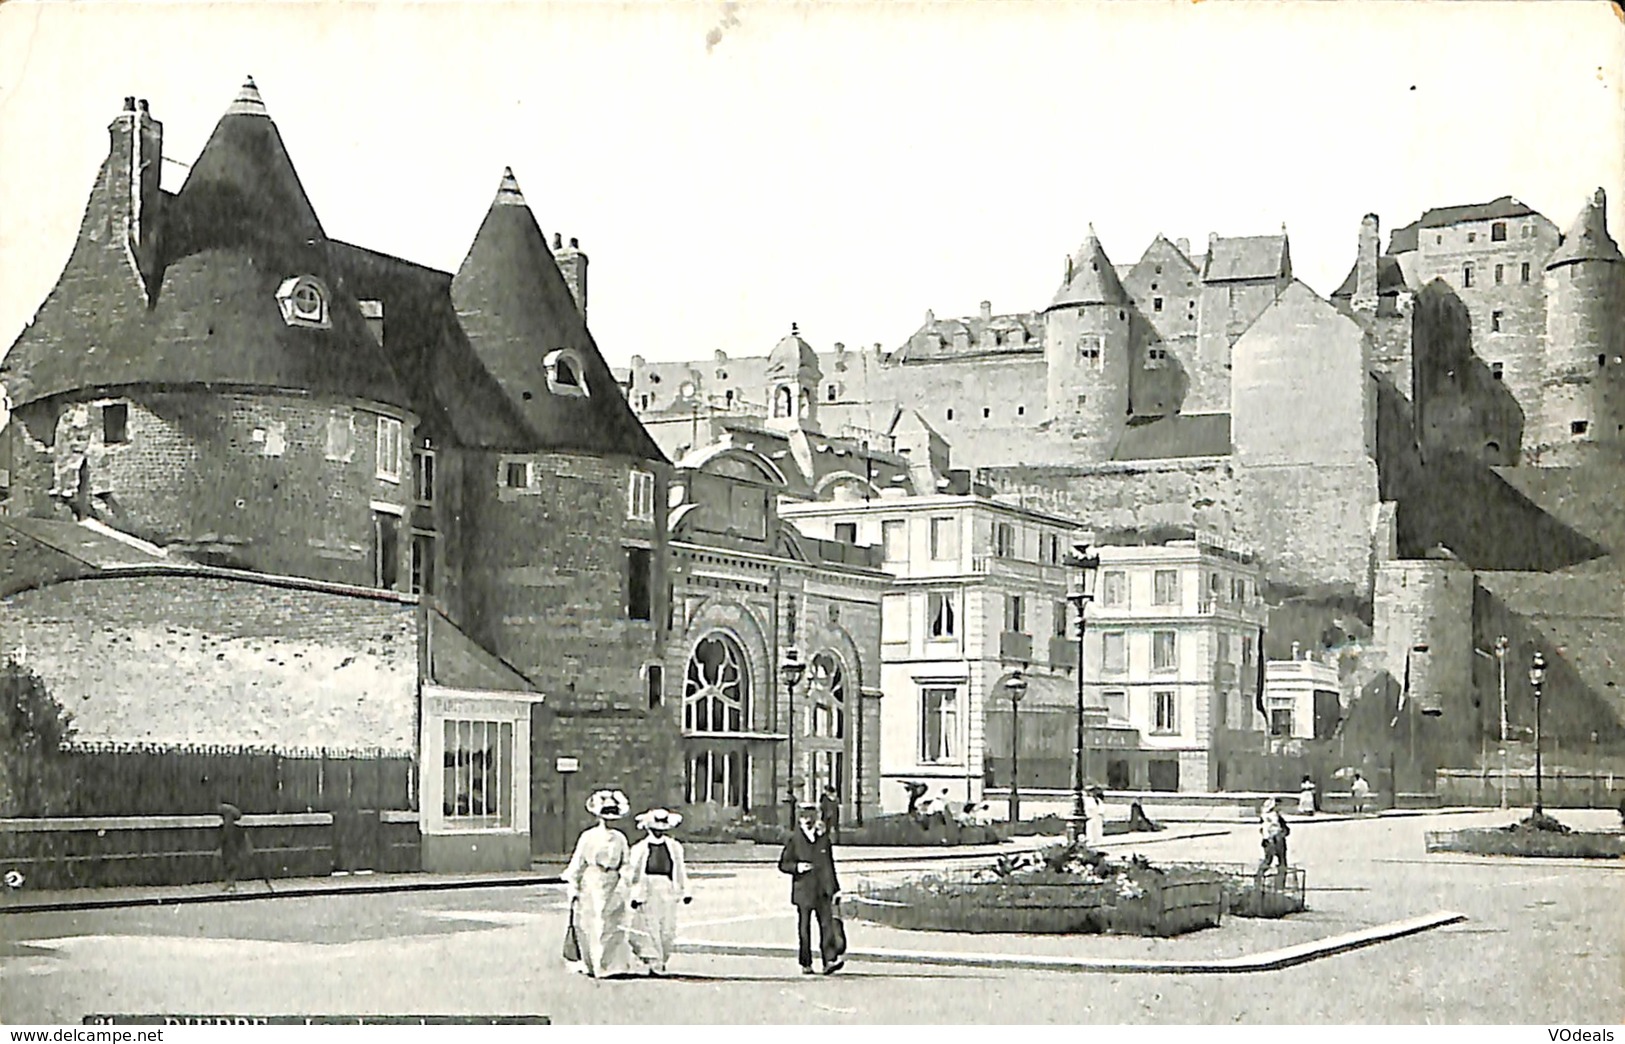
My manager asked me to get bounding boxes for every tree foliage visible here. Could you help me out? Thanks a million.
[0,658,76,815]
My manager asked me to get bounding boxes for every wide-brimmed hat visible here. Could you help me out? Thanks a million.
[636,808,682,832]
[586,789,630,819]
[795,801,819,815]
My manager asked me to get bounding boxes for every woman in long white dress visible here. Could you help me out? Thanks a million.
[1083,785,1107,848]
[625,808,692,975]
[563,789,645,978]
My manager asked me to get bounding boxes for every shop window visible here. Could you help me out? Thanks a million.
[442,719,513,827]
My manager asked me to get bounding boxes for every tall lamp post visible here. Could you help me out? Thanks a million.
[780,648,806,828]
[1529,651,1546,814]
[1004,669,1029,824]
[1065,546,1101,838]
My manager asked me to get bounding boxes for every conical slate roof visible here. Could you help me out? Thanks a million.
[169,77,325,253]
[1050,228,1127,309]
[451,168,664,462]
[1548,189,1623,268]
[1,81,406,410]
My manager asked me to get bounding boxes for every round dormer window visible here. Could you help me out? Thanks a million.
[276,276,331,329]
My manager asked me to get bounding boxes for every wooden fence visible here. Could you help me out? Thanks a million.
[8,744,416,818]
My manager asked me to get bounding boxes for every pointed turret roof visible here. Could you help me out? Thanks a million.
[451,168,664,462]
[169,77,324,253]
[1050,228,1127,309]
[1548,188,1623,268]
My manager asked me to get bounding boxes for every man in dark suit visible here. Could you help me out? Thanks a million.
[778,801,844,975]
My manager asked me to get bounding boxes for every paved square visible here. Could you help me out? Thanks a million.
[1,811,1619,1023]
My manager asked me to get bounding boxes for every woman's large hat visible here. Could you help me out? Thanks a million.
[636,808,682,832]
[586,789,630,819]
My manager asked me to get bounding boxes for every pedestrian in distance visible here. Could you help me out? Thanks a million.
[1298,775,1317,815]
[625,808,691,977]
[1351,772,1372,815]
[819,785,841,843]
[563,789,646,979]
[1255,797,1290,890]
[778,801,845,976]
[1082,784,1107,848]
[217,803,272,894]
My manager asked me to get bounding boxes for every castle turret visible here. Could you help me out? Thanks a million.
[764,324,822,433]
[1043,228,1131,459]
[1538,188,1625,464]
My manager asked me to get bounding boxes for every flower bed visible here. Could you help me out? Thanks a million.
[1426,811,1625,859]
[846,843,1224,936]
[1425,830,1624,859]
[841,814,1007,847]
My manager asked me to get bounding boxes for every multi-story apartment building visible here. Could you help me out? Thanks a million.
[1085,536,1270,792]
[782,492,1100,812]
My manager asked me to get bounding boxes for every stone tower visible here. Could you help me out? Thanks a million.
[1539,188,1625,465]
[1043,229,1131,460]
[764,324,822,433]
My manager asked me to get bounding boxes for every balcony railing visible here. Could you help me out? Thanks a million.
[1049,636,1078,669]
[999,630,1033,663]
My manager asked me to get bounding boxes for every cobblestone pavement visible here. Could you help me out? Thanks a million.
[1,810,1619,1024]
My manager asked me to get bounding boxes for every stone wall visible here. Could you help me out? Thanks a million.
[0,574,418,752]
[7,390,415,587]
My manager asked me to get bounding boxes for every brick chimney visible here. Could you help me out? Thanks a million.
[1353,213,1380,314]
[980,300,993,322]
[105,96,164,297]
[552,232,588,321]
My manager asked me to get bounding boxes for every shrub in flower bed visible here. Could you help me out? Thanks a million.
[847,841,1224,936]
[841,814,1007,847]
[1426,820,1624,859]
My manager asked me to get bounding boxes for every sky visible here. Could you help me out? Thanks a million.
[0,0,1622,375]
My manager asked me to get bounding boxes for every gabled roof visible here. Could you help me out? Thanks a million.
[1110,413,1232,461]
[1050,229,1128,309]
[1202,234,1289,283]
[451,169,665,462]
[1548,189,1623,268]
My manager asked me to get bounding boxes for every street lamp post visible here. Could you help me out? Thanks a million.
[780,648,806,828]
[1529,651,1546,815]
[1065,546,1101,839]
[1496,636,1509,809]
[1005,670,1029,824]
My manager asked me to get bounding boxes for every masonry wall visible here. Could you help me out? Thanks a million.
[459,448,668,700]
[0,574,418,753]
[8,390,415,587]
[867,356,1049,469]
[1411,280,1524,466]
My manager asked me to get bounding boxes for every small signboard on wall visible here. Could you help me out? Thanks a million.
[556,757,580,774]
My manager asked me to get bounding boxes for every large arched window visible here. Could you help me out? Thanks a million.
[684,633,750,733]
[808,651,846,739]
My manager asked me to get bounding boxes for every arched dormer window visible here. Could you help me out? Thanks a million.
[544,349,589,398]
[276,276,330,329]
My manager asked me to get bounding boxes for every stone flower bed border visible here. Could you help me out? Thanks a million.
[1425,830,1624,859]
[847,865,1226,937]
